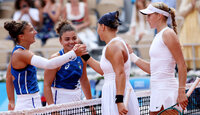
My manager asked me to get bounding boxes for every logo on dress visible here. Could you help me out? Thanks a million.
[65,63,70,70]
[78,62,82,69]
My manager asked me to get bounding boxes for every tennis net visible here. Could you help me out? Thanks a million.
[1,83,200,115]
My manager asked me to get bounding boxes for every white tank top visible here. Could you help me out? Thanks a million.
[149,27,176,80]
[66,2,85,20]
[100,37,131,79]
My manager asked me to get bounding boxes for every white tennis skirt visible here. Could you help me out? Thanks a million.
[51,87,82,104]
[15,92,41,111]
[101,78,140,115]
[150,77,179,112]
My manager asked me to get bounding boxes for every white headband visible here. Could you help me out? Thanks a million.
[140,4,170,17]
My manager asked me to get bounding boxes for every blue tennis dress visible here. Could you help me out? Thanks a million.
[11,45,41,110]
[51,49,83,104]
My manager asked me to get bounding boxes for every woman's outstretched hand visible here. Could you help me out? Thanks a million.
[73,44,88,56]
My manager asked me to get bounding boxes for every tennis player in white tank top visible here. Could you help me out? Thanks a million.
[100,37,140,115]
[85,11,140,115]
[129,2,188,115]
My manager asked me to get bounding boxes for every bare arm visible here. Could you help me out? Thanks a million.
[43,53,59,105]
[106,41,128,114]
[6,62,15,110]
[126,44,150,74]
[134,58,150,74]
[80,61,92,99]
[163,29,188,109]
[179,0,195,17]
[44,68,58,105]
[106,42,126,96]
[87,57,103,75]
[62,6,67,20]
[34,0,44,26]
[47,3,61,23]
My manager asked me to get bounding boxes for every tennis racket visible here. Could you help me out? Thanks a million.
[158,77,200,115]
[124,88,132,109]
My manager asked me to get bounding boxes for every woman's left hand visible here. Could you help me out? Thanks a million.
[117,103,128,115]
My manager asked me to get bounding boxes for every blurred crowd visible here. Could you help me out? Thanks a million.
[0,0,200,70]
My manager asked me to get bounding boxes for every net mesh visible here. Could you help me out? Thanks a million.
[1,83,200,115]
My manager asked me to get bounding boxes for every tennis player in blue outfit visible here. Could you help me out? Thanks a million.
[44,20,92,105]
[4,20,87,111]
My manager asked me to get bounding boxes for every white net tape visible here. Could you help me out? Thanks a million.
[1,98,101,115]
[1,82,200,115]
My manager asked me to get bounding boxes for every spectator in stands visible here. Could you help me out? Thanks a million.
[13,0,39,27]
[4,20,87,110]
[6,0,39,44]
[130,2,188,115]
[127,0,151,44]
[34,0,61,46]
[179,0,200,70]
[43,20,93,105]
[62,0,98,50]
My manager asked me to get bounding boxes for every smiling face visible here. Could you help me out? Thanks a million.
[19,23,37,44]
[60,31,78,52]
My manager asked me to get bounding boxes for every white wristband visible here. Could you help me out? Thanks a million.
[130,53,139,63]
[31,50,76,69]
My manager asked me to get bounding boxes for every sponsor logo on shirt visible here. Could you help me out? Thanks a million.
[65,63,70,70]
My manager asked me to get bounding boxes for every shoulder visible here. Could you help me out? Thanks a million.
[12,49,34,60]
[163,28,177,40]
[14,48,33,55]
[107,39,125,54]
[162,28,179,45]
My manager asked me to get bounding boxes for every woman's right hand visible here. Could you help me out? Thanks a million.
[8,101,15,110]
[117,103,128,115]
[126,43,133,54]
[73,44,88,56]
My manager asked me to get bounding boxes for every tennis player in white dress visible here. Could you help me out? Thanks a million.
[100,37,140,115]
[129,2,188,115]
[85,11,140,115]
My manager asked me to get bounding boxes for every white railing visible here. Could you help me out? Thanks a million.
[182,43,200,71]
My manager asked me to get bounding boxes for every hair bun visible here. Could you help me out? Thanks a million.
[56,20,70,34]
[4,21,15,31]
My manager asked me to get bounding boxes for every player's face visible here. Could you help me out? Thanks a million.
[146,13,159,28]
[60,31,78,51]
[21,23,37,44]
